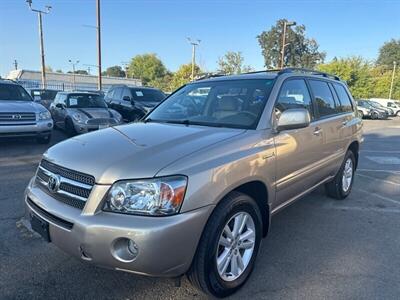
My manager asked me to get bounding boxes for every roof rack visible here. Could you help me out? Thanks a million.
[195,72,226,81]
[278,68,340,81]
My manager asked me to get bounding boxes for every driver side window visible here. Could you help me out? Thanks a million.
[275,79,313,120]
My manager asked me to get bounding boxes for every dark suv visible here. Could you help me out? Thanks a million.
[104,85,165,122]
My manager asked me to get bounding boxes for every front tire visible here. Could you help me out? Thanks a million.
[65,118,77,137]
[187,191,262,298]
[325,150,356,200]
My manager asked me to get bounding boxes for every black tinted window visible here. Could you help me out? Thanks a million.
[333,83,353,112]
[0,84,32,101]
[130,88,165,102]
[309,80,337,117]
[276,79,313,120]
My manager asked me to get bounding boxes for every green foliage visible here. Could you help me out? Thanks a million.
[318,57,400,100]
[170,63,202,92]
[257,19,325,69]
[102,65,126,77]
[55,69,63,73]
[67,69,88,75]
[127,53,167,86]
[217,51,253,74]
[377,39,400,69]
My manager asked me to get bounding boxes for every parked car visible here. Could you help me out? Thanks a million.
[25,68,362,297]
[370,98,400,116]
[27,88,58,109]
[367,100,395,116]
[104,85,166,122]
[0,79,53,143]
[356,100,388,119]
[49,91,123,136]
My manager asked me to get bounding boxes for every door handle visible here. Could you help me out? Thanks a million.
[313,127,323,136]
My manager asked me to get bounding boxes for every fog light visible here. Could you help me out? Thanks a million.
[112,238,139,262]
[128,239,139,256]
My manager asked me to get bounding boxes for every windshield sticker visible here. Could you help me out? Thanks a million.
[69,98,78,106]
[135,91,144,97]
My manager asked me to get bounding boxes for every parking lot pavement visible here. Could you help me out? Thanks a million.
[1,119,400,300]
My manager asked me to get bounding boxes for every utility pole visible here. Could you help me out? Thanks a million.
[69,60,79,90]
[13,60,18,70]
[96,0,102,90]
[389,61,397,100]
[280,20,296,69]
[187,37,201,81]
[26,0,51,89]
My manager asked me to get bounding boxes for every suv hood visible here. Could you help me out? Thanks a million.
[0,100,46,113]
[43,122,245,184]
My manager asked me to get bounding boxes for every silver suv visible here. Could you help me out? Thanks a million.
[25,69,362,297]
[0,80,53,143]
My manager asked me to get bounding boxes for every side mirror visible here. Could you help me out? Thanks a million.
[55,103,65,109]
[122,96,131,102]
[276,108,310,132]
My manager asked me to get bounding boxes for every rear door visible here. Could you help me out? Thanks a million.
[273,78,325,207]
[307,79,344,178]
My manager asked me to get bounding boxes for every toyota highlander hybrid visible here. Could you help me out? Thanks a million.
[0,79,53,143]
[25,68,363,297]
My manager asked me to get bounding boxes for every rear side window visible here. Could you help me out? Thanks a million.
[130,88,166,102]
[276,79,314,120]
[333,83,353,112]
[309,80,338,117]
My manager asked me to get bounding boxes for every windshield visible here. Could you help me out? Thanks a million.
[67,94,107,108]
[146,79,275,129]
[130,88,165,102]
[370,101,384,108]
[0,84,32,101]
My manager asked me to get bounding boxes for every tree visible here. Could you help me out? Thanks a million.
[45,66,53,72]
[217,51,253,74]
[55,69,63,73]
[318,57,373,99]
[102,65,126,77]
[170,63,201,91]
[257,19,326,69]
[127,53,167,85]
[377,39,400,69]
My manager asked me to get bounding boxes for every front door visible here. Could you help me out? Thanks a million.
[273,79,325,209]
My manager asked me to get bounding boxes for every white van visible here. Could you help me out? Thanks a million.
[370,98,400,116]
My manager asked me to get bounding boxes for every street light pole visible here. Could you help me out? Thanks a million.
[280,20,296,69]
[96,0,102,90]
[389,61,397,100]
[26,0,51,89]
[69,60,79,90]
[187,37,201,81]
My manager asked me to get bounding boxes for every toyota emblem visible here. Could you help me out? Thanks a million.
[11,114,22,119]
[47,174,60,193]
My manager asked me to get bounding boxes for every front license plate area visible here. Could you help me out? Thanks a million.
[30,213,51,242]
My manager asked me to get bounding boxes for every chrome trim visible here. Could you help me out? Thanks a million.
[37,166,92,202]
[38,166,92,189]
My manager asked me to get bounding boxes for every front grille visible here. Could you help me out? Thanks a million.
[36,160,95,210]
[40,160,95,185]
[0,112,36,122]
[86,118,117,125]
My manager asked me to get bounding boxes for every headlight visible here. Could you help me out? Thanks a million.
[38,111,51,120]
[103,176,187,216]
[72,113,87,123]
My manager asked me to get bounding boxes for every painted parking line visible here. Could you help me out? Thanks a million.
[357,173,400,186]
[354,187,400,206]
[365,156,400,164]
[358,168,400,174]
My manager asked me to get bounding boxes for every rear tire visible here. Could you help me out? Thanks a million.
[65,118,76,137]
[36,134,51,144]
[325,150,356,200]
[370,111,378,119]
[187,191,262,298]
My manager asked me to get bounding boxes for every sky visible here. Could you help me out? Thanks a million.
[1,0,400,77]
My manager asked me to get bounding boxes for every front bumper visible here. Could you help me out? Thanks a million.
[25,179,213,277]
[0,119,53,137]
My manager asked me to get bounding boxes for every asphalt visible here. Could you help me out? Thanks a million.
[1,119,400,299]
